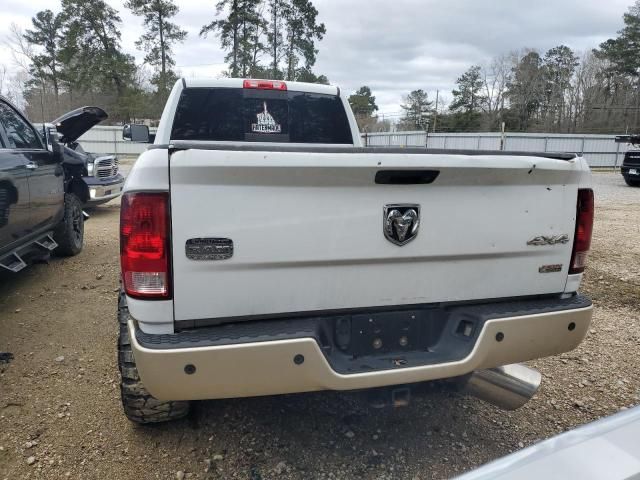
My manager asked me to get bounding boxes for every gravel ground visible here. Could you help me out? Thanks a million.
[1,172,639,480]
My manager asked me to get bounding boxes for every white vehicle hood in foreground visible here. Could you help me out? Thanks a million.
[456,406,640,480]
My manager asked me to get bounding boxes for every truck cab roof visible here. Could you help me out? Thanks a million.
[182,78,340,96]
[154,78,361,146]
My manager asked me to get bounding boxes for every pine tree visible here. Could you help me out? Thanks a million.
[349,86,378,118]
[543,45,579,129]
[203,0,327,82]
[201,0,240,77]
[23,10,64,107]
[201,0,265,78]
[593,1,640,130]
[60,0,136,98]
[450,66,485,114]
[506,51,545,131]
[281,0,325,81]
[449,66,485,130]
[238,1,267,77]
[400,89,433,130]
[126,0,187,100]
[267,0,285,78]
[294,66,328,84]
[596,1,640,77]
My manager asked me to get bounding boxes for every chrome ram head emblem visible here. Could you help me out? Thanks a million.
[384,204,420,246]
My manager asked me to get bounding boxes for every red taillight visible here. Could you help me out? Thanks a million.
[569,188,594,274]
[120,192,171,299]
[243,79,287,91]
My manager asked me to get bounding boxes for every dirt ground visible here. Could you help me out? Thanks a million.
[1,172,639,480]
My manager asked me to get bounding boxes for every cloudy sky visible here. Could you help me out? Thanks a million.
[0,0,634,114]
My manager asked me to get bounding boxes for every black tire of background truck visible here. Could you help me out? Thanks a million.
[118,294,190,424]
[53,193,84,256]
[623,175,640,187]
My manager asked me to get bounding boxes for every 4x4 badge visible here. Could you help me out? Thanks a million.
[384,204,420,246]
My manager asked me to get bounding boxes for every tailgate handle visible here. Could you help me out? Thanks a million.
[375,170,439,185]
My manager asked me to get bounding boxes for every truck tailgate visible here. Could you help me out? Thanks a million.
[169,149,579,322]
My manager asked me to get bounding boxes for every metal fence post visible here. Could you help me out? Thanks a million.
[113,128,118,156]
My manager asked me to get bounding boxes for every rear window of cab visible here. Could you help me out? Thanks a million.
[170,87,353,144]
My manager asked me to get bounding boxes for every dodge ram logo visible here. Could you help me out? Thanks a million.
[384,204,420,246]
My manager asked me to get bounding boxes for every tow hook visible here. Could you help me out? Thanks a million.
[82,211,90,221]
[367,386,412,408]
[391,387,411,407]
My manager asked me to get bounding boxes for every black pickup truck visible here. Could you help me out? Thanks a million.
[615,135,640,187]
[622,151,640,187]
[0,95,87,273]
[39,106,125,207]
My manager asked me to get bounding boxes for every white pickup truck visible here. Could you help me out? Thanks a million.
[118,78,594,424]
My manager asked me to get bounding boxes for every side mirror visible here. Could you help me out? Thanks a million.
[41,126,57,152]
[51,138,64,163]
[123,123,151,143]
[41,126,64,162]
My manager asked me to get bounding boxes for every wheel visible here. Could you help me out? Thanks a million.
[623,176,640,187]
[118,294,190,424]
[53,193,84,256]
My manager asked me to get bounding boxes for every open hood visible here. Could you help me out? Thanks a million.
[52,106,107,144]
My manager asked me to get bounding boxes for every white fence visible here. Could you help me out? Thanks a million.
[362,131,629,168]
[78,127,629,167]
[77,126,153,156]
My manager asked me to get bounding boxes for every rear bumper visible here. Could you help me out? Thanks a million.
[129,296,593,401]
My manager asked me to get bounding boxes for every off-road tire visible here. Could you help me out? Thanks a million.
[624,176,640,187]
[53,193,84,256]
[118,294,190,424]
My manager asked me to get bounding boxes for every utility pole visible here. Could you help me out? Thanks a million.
[425,120,430,148]
[433,90,439,133]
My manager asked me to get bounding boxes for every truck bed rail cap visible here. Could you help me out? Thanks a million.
[154,141,578,161]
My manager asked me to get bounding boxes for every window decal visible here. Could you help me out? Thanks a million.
[251,102,282,134]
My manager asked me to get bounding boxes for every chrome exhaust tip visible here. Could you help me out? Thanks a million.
[82,210,90,221]
[463,364,541,411]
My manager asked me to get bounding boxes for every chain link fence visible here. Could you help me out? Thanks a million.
[362,131,630,168]
[77,126,154,157]
[77,127,629,168]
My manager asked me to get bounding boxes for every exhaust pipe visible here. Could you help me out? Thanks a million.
[462,364,541,410]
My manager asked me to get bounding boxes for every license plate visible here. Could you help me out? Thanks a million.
[348,310,425,356]
[105,189,112,195]
[630,169,638,175]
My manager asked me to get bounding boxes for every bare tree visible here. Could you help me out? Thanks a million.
[2,24,39,112]
[0,64,7,95]
[4,24,35,76]
[481,53,513,129]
